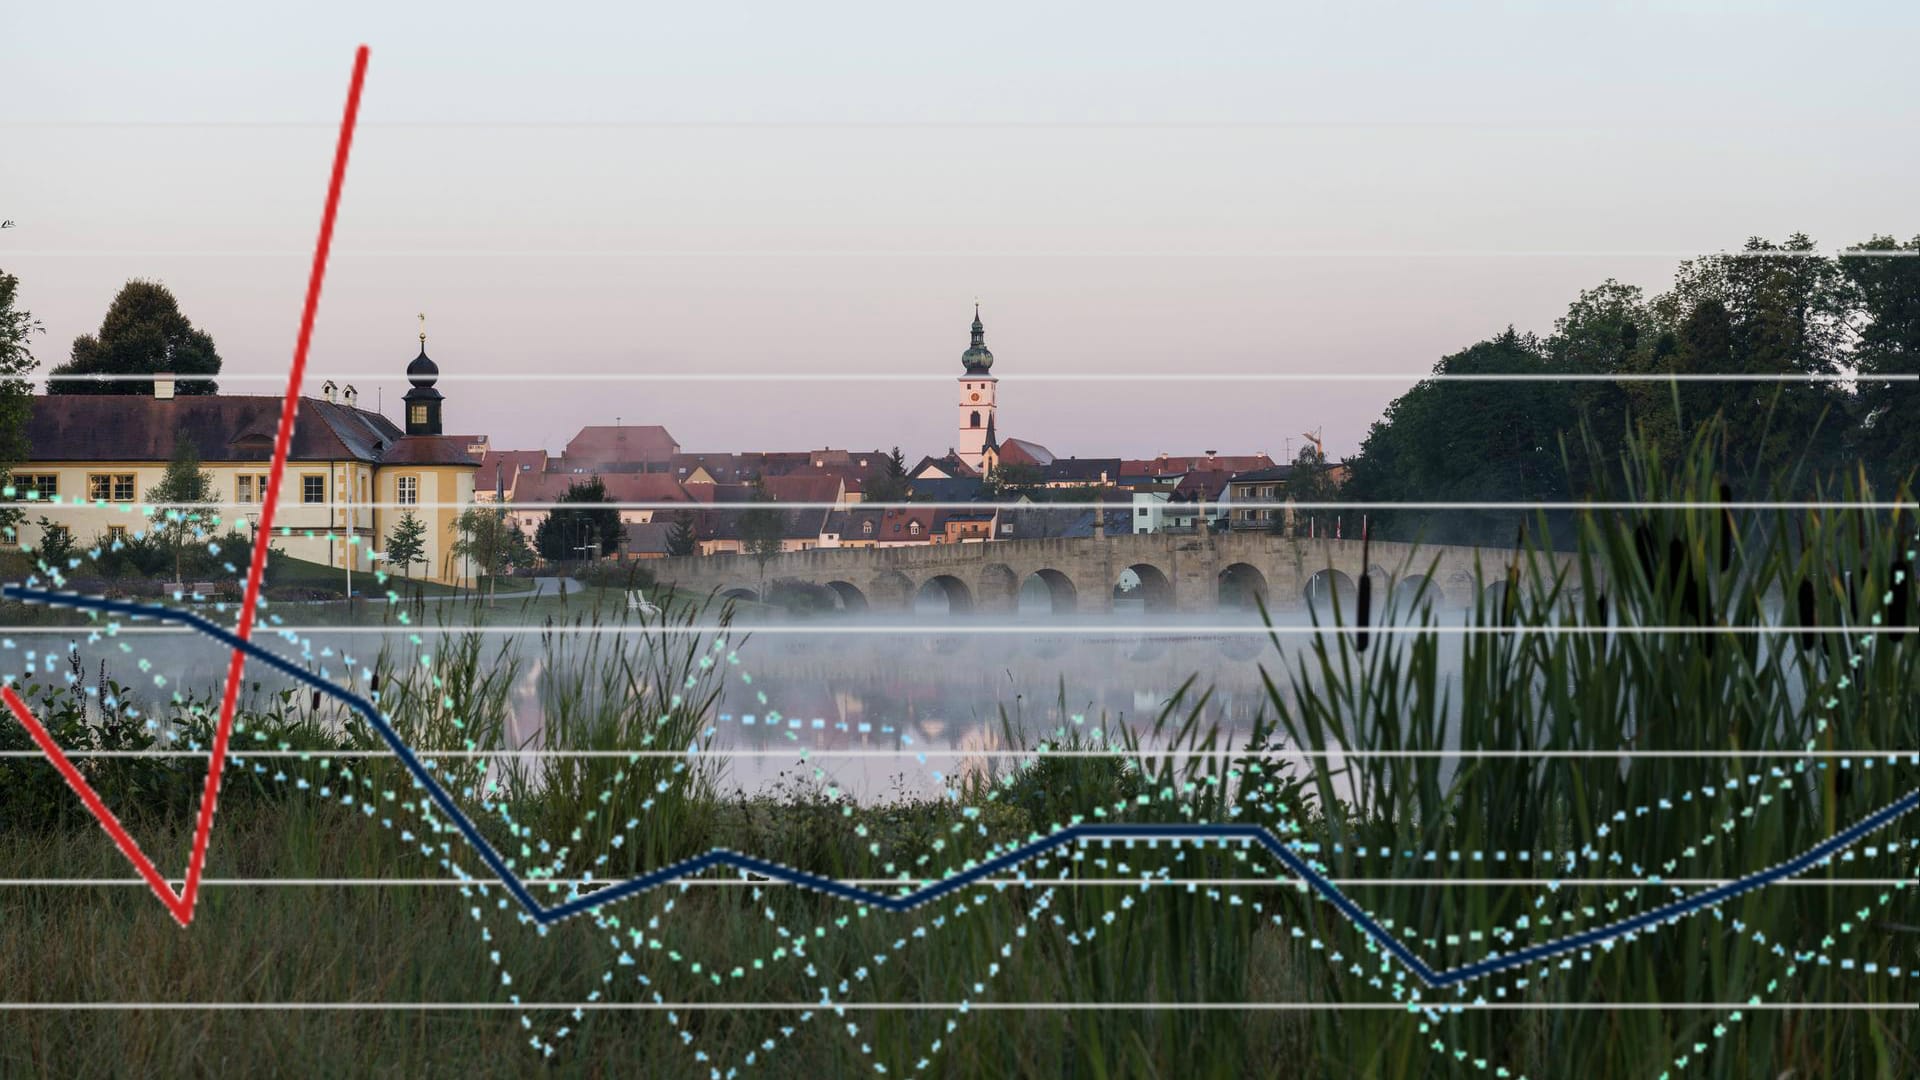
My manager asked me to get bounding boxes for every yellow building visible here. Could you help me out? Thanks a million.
[12,340,483,586]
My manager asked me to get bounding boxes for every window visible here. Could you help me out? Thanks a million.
[397,476,418,505]
[15,474,57,500]
[861,520,874,536]
[1137,507,1148,516]
[408,404,429,427]
[969,411,981,428]
[106,525,128,543]
[908,520,921,536]
[237,476,253,503]
[88,474,135,503]
[302,475,325,504]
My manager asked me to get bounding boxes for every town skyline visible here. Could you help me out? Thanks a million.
[8,2,1916,461]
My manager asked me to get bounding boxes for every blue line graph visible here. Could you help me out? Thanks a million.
[6,581,1914,990]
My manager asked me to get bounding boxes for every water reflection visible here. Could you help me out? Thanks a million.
[3,591,1475,801]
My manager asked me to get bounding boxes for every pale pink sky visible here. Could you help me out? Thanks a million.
[4,1,1915,461]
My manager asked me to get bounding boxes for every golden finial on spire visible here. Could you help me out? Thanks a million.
[417,312,426,346]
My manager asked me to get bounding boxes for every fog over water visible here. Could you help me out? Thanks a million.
[3,589,1490,799]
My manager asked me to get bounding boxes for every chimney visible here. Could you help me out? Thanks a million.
[321,380,338,404]
[342,384,358,408]
[153,373,176,400]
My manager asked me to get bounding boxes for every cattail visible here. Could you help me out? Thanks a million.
[1634,523,1658,586]
[1796,578,1817,650]
[1718,481,1735,572]
[1355,530,1372,653]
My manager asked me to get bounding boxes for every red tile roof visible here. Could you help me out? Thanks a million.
[1125,453,1275,476]
[378,436,484,467]
[995,437,1055,467]
[510,471,692,504]
[561,424,680,464]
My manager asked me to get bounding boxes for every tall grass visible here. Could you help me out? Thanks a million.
[4,425,1919,1077]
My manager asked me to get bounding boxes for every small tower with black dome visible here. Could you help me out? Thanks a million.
[956,303,998,472]
[404,313,443,436]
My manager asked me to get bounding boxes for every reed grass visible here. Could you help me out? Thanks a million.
[2,424,1918,1077]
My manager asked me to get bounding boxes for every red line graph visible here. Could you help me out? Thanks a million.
[0,46,370,927]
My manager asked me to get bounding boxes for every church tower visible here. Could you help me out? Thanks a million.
[403,314,443,436]
[956,303,997,472]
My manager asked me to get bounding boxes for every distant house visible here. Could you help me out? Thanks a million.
[905,475,984,503]
[620,520,676,560]
[1121,451,1274,479]
[995,505,1115,541]
[936,507,997,544]
[1167,469,1232,532]
[555,424,680,474]
[508,472,694,539]
[1131,490,1171,533]
[693,505,830,556]
[1041,457,1122,489]
[473,449,550,501]
[1227,465,1295,530]
[910,451,979,481]
[995,437,1056,468]
[13,351,482,585]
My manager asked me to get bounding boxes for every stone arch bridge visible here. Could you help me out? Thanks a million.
[647,533,1582,614]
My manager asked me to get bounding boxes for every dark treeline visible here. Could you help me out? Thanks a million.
[1347,233,1920,546]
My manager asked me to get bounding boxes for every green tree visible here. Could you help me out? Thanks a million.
[865,446,910,504]
[1280,444,1339,537]
[29,517,75,568]
[0,270,42,539]
[144,432,220,583]
[737,481,785,571]
[989,461,1043,498]
[48,279,221,395]
[533,476,624,563]
[384,511,428,578]
[450,508,533,596]
[666,510,697,557]
[1344,329,1577,545]
[1643,235,1848,485]
[1843,234,1920,480]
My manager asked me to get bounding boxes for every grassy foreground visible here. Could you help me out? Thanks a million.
[4,431,1920,1078]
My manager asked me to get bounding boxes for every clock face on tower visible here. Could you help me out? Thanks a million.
[970,393,980,402]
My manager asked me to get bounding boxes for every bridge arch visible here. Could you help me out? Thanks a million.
[1393,573,1434,613]
[1217,562,1269,612]
[1113,563,1175,613]
[720,585,760,605]
[1019,568,1078,615]
[1303,568,1356,612]
[915,574,974,615]
[1445,570,1477,608]
[1482,579,1518,619]
[825,580,868,612]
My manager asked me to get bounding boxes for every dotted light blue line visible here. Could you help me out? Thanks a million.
[7,582,1914,991]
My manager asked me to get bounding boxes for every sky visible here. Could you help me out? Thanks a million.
[3,1,1916,462]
